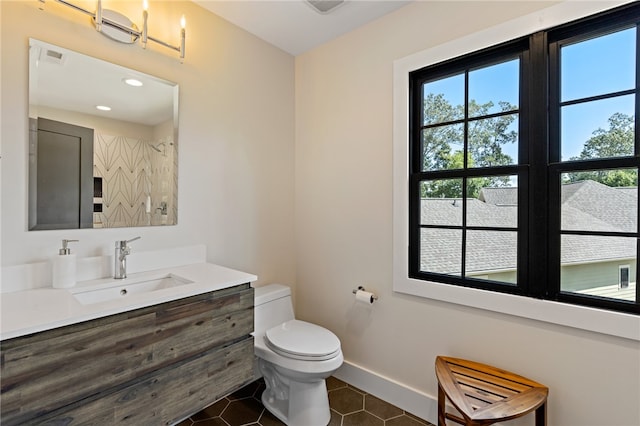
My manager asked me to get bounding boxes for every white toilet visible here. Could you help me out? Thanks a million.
[253,284,344,426]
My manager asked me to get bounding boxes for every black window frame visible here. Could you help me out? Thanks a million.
[408,2,640,315]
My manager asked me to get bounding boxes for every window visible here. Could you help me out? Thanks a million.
[620,265,631,290]
[408,3,640,315]
[410,49,525,292]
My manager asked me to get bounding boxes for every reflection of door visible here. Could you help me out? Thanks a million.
[31,118,93,230]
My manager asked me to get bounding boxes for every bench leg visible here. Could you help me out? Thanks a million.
[438,383,447,426]
[535,402,547,426]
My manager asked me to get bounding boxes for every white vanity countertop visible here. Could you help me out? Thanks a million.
[0,263,257,341]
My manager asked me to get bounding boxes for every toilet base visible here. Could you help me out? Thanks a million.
[259,360,331,426]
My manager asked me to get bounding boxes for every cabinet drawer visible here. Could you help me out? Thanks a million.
[1,284,254,424]
[34,337,255,425]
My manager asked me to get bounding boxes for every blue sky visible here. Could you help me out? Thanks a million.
[561,27,635,159]
[423,27,636,162]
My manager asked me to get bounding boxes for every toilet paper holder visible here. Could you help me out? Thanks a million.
[352,286,378,302]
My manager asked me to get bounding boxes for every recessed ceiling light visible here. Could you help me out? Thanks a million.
[123,78,143,87]
[96,105,111,111]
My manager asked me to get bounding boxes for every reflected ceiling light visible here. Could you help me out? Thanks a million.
[37,0,186,62]
[123,78,143,87]
[96,105,111,111]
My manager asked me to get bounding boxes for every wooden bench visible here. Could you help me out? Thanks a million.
[435,356,548,426]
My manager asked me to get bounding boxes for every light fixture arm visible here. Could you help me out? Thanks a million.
[38,0,185,62]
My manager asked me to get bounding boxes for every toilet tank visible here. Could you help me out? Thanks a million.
[253,284,295,335]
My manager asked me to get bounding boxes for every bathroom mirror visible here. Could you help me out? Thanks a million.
[28,38,178,230]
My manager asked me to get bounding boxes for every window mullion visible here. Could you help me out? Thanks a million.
[462,71,470,278]
[528,31,551,299]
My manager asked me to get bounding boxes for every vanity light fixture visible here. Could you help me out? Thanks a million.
[37,0,186,62]
[96,105,111,111]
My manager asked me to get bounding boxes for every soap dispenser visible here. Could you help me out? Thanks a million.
[52,239,78,288]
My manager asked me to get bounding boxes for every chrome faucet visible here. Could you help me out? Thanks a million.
[114,236,141,279]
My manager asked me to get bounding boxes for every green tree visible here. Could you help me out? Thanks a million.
[421,152,504,198]
[467,100,517,168]
[422,93,462,171]
[567,112,636,187]
[421,94,516,198]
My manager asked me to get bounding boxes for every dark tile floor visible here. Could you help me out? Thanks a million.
[176,376,434,426]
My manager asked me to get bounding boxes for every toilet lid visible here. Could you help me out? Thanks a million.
[265,320,341,361]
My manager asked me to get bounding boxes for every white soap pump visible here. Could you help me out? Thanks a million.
[52,239,79,289]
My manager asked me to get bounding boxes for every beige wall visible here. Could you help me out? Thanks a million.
[34,106,155,140]
[3,1,639,425]
[295,2,639,425]
[1,1,295,286]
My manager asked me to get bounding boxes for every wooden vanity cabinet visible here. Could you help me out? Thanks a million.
[0,283,255,425]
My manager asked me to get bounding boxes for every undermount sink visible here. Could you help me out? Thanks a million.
[70,274,194,305]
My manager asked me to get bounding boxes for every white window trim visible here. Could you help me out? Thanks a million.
[392,0,640,341]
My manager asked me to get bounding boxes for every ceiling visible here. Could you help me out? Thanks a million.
[193,0,412,56]
[29,1,412,125]
[30,39,175,127]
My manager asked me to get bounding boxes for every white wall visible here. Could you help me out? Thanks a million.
[295,2,640,425]
[1,1,295,287]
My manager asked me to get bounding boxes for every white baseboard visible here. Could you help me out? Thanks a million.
[333,360,438,424]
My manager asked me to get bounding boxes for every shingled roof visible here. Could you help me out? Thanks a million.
[420,180,637,275]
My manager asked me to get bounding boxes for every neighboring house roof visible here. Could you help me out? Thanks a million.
[561,180,636,234]
[561,180,637,265]
[421,180,637,274]
[615,187,637,197]
[479,187,518,205]
[420,198,516,274]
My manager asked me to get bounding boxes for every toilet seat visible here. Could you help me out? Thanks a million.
[265,320,341,361]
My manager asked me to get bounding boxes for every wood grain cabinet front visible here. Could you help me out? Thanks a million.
[0,283,255,425]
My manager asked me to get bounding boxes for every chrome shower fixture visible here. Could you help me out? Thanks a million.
[149,142,164,153]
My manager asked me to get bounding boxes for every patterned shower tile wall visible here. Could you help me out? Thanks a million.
[93,132,176,228]
[156,135,179,226]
